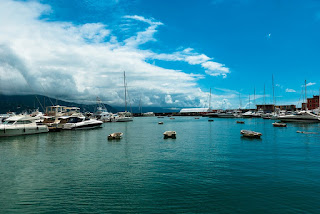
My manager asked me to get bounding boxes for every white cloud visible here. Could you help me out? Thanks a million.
[151,48,230,78]
[306,82,316,87]
[0,0,231,108]
[286,88,296,93]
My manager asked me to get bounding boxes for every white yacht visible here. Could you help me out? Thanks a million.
[113,112,133,122]
[279,111,320,123]
[252,109,264,118]
[94,106,113,122]
[217,111,236,118]
[242,111,253,118]
[0,115,49,137]
[93,97,113,122]
[63,113,103,130]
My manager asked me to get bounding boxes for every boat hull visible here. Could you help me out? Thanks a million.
[63,121,103,130]
[0,125,49,137]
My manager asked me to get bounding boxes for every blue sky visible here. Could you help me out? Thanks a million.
[0,0,320,109]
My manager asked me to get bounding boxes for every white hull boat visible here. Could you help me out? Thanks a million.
[63,114,103,130]
[279,111,320,123]
[0,115,48,137]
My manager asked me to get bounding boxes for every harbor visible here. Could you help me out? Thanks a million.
[1,0,320,213]
[1,116,320,213]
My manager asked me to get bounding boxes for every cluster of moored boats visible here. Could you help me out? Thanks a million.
[205,109,320,123]
[0,105,133,137]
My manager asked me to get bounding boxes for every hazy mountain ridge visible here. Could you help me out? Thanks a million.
[0,95,118,114]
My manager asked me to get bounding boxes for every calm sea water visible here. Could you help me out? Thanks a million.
[0,117,320,213]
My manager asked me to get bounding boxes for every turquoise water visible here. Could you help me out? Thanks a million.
[0,117,320,213]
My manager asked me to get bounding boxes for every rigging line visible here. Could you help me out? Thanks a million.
[38,82,54,106]
[23,79,45,112]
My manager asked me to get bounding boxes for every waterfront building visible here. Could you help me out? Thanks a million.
[275,105,296,111]
[256,104,275,113]
[304,95,319,110]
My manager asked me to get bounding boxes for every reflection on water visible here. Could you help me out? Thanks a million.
[0,117,320,213]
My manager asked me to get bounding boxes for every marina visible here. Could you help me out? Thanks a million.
[1,0,320,213]
[1,116,320,213]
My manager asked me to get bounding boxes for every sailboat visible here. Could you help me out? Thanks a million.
[114,71,133,122]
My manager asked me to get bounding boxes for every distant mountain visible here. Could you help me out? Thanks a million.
[0,94,118,114]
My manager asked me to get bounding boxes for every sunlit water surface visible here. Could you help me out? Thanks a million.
[1,117,320,213]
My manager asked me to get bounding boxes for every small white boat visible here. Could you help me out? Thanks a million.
[158,122,164,124]
[240,130,262,138]
[163,131,176,139]
[0,115,48,137]
[108,132,123,140]
[273,122,287,127]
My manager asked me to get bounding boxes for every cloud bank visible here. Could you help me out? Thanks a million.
[0,0,232,108]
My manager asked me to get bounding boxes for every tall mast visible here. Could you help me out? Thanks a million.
[305,80,307,110]
[209,88,211,110]
[124,71,127,112]
[264,84,266,110]
[249,94,251,109]
[272,75,275,105]
[139,95,142,114]
[254,87,256,108]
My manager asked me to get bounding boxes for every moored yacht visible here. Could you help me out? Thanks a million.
[94,106,113,122]
[113,111,133,122]
[242,111,253,118]
[217,111,236,118]
[0,115,49,137]
[63,113,103,130]
[279,111,320,123]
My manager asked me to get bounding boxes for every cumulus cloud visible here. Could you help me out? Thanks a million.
[151,48,230,78]
[286,88,296,93]
[0,0,231,108]
[306,82,316,87]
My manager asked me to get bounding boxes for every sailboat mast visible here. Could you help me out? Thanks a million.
[249,94,250,109]
[254,87,256,108]
[239,93,242,109]
[209,88,211,110]
[124,71,127,112]
[272,75,275,105]
[305,80,307,110]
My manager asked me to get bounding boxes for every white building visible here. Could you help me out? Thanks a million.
[179,108,211,113]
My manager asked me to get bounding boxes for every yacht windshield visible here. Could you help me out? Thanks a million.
[68,117,83,123]
[3,121,15,125]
